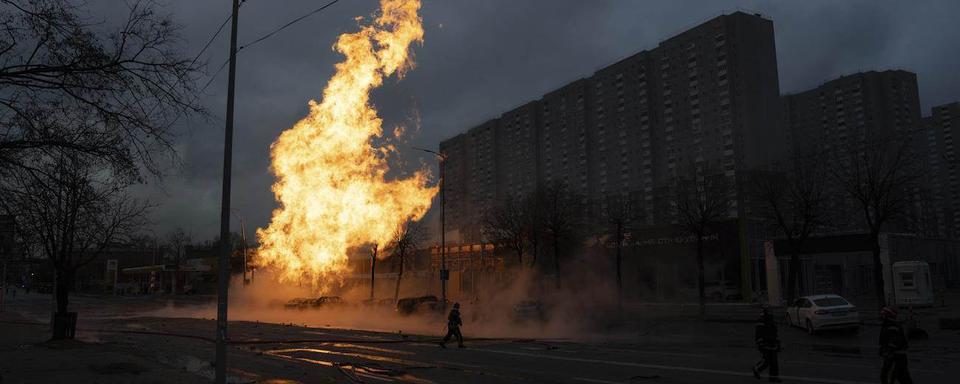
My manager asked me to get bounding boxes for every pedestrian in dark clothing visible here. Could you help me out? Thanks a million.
[880,307,913,384]
[441,302,464,348]
[753,307,782,382]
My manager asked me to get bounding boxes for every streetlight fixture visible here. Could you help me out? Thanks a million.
[412,147,447,306]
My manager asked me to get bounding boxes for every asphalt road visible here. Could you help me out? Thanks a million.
[3,293,959,383]
[243,327,957,383]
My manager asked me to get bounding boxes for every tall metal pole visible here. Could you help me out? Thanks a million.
[440,156,446,305]
[411,147,447,305]
[1,260,7,312]
[233,211,249,285]
[215,0,240,382]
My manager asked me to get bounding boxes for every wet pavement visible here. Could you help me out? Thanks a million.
[2,293,959,383]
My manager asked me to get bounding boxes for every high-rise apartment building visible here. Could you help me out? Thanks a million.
[925,102,960,237]
[784,70,922,162]
[783,70,924,232]
[440,11,785,242]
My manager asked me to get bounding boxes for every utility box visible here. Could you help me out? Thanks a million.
[891,261,935,307]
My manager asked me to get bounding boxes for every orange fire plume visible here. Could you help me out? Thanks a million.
[256,0,435,290]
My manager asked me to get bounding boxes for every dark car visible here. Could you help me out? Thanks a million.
[512,300,547,323]
[310,296,344,308]
[396,295,443,315]
[284,298,312,309]
[704,280,742,301]
[361,298,396,308]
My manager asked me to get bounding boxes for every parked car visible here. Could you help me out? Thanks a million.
[284,298,312,309]
[310,296,345,308]
[785,294,860,334]
[37,282,54,294]
[361,298,396,308]
[396,295,444,315]
[512,300,547,323]
[704,280,741,301]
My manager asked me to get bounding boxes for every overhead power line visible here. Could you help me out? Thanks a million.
[240,0,340,51]
[191,14,231,66]
[191,0,251,66]
[200,0,341,93]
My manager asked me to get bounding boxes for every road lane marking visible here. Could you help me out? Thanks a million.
[473,348,875,384]
[573,378,624,384]
[434,360,483,368]
[597,347,707,358]
[787,359,943,374]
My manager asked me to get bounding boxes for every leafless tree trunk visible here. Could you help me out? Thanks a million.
[166,227,191,294]
[752,160,827,302]
[369,244,378,300]
[0,154,150,338]
[389,221,424,302]
[538,182,583,289]
[832,139,925,308]
[672,171,728,316]
[602,195,641,301]
[523,191,544,269]
[481,196,525,267]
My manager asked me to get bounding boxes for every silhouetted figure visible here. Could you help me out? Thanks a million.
[441,302,464,348]
[880,307,913,384]
[753,307,782,382]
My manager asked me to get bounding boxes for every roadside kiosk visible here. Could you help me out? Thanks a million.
[891,261,935,307]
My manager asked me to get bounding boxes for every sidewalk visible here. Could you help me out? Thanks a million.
[0,310,214,384]
[0,293,352,383]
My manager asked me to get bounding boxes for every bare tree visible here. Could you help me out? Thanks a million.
[539,182,584,288]
[166,227,191,294]
[0,0,205,179]
[832,139,925,307]
[388,220,424,301]
[481,196,526,267]
[0,155,149,338]
[672,171,729,316]
[522,190,544,268]
[752,161,827,302]
[369,243,378,300]
[601,194,642,300]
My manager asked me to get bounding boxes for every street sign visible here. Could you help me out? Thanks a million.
[440,269,449,281]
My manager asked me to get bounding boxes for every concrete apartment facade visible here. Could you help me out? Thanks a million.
[925,102,960,237]
[439,11,785,242]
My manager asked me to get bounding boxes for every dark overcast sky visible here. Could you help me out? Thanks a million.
[101,0,959,242]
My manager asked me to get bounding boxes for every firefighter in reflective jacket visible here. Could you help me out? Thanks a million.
[441,302,464,348]
[753,307,782,382]
[880,306,913,384]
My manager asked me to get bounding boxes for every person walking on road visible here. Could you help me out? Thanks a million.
[752,307,782,382]
[441,302,464,348]
[880,306,913,384]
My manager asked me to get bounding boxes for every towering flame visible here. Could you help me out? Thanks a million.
[256,0,435,289]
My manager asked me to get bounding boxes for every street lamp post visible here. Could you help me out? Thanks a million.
[413,147,447,306]
[232,210,249,285]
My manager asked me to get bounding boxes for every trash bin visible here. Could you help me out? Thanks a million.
[51,312,78,339]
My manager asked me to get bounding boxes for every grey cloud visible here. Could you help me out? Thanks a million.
[85,0,959,241]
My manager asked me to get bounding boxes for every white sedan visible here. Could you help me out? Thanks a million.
[785,294,860,334]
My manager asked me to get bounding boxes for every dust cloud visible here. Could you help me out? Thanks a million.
[137,266,634,341]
